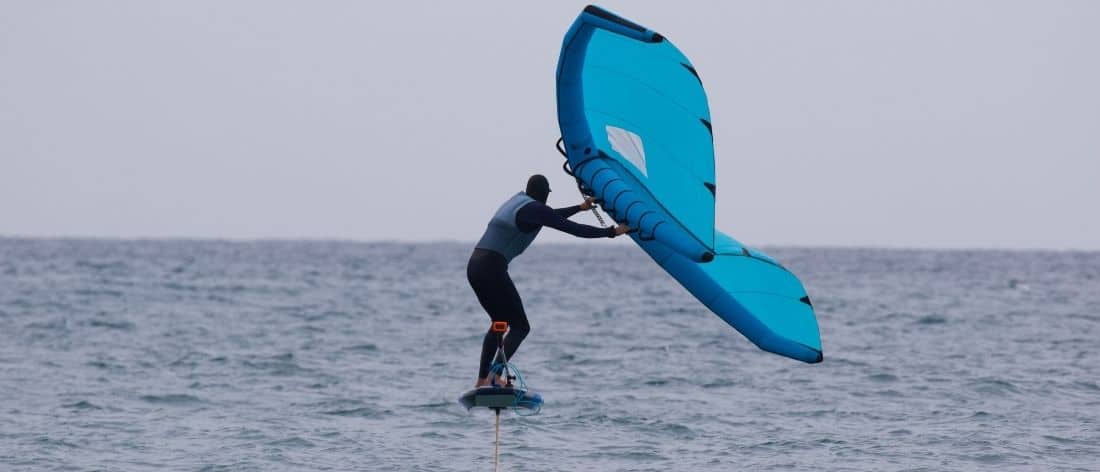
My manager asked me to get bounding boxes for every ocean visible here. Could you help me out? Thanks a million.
[1,238,1098,471]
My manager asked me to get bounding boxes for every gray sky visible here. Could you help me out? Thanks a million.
[2,1,1098,249]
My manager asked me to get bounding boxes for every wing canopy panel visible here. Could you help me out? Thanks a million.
[558,6,715,256]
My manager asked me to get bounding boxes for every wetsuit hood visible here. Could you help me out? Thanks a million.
[525,174,551,204]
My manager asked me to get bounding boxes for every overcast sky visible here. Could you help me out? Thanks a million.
[2,1,1097,249]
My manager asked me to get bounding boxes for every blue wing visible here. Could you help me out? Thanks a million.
[556,5,822,363]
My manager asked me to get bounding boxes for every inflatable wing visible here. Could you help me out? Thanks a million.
[556,5,822,363]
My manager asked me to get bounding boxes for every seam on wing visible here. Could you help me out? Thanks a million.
[726,290,811,302]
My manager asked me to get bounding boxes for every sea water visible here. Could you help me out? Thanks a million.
[1,238,1098,471]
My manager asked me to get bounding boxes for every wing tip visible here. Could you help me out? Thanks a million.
[807,349,824,364]
[582,4,663,43]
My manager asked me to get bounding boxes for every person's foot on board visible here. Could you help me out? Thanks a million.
[474,375,506,388]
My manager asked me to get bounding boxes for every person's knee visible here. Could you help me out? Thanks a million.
[510,318,530,339]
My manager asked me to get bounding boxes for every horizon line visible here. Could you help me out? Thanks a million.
[2,233,1097,254]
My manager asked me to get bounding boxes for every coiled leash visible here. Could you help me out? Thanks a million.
[557,137,608,229]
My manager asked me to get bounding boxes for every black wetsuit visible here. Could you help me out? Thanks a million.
[468,202,614,379]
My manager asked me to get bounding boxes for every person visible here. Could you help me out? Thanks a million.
[468,174,630,387]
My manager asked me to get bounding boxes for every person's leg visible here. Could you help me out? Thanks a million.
[470,272,499,384]
[493,276,529,366]
[468,252,514,386]
[478,329,499,380]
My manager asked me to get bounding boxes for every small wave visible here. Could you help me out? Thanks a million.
[63,400,102,410]
[344,343,378,352]
[25,319,69,330]
[867,373,899,383]
[580,448,669,461]
[139,394,203,405]
[656,421,695,438]
[163,282,197,292]
[1067,313,1100,322]
[702,379,736,388]
[242,353,309,376]
[322,407,390,418]
[969,378,1020,396]
[1074,381,1100,391]
[409,401,452,410]
[1042,434,1086,445]
[916,314,947,324]
[87,318,135,330]
[86,360,126,371]
[828,357,871,368]
[970,453,1008,464]
[310,397,392,418]
[749,438,802,450]
[419,430,466,440]
[169,352,207,367]
[34,436,80,449]
[73,289,123,298]
[188,381,230,389]
[267,437,314,448]
[75,260,129,272]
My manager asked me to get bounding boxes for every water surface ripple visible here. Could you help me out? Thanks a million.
[1,239,1098,470]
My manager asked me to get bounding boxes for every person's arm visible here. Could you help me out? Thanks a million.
[553,197,597,219]
[517,201,615,238]
[553,205,583,219]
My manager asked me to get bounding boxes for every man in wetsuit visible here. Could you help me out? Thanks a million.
[468,174,630,387]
